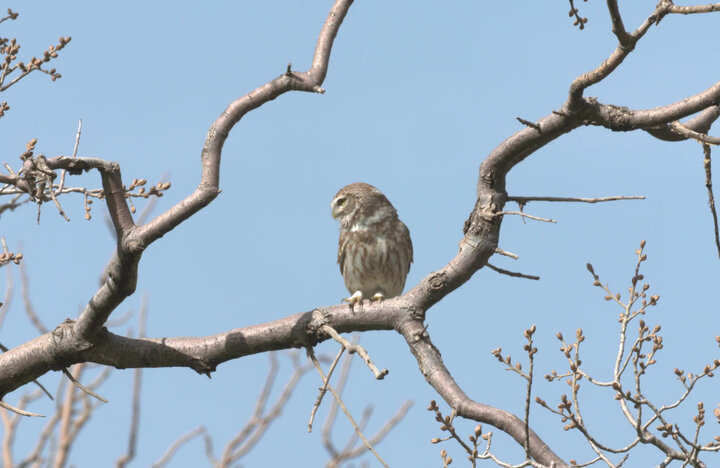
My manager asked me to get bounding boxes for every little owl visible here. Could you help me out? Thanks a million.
[331,182,413,306]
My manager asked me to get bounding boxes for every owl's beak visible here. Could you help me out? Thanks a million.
[331,202,340,219]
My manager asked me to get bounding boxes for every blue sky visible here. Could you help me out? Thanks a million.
[2,1,719,466]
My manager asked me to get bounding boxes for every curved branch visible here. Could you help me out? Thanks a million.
[0,0,355,395]
[668,121,720,145]
[138,0,354,246]
[74,0,353,342]
[568,1,665,107]
[645,104,720,141]
[397,318,567,467]
[46,157,135,238]
[0,303,398,396]
[588,81,720,131]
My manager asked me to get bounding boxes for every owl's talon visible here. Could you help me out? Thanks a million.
[343,290,363,306]
[371,293,384,302]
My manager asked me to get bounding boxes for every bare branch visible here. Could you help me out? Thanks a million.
[669,121,720,146]
[323,347,355,457]
[150,426,205,468]
[508,195,644,204]
[307,347,389,468]
[328,400,412,467]
[702,144,720,259]
[19,260,48,334]
[494,247,519,260]
[321,325,388,380]
[61,368,108,404]
[56,119,82,194]
[568,2,662,105]
[0,259,14,327]
[310,346,345,433]
[0,399,43,418]
[605,0,630,43]
[495,211,557,223]
[216,352,317,466]
[645,104,720,141]
[667,2,720,14]
[138,0,354,247]
[116,297,147,467]
[486,263,540,281]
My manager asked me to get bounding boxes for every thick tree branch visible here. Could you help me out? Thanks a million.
[398,319,566,468]
[645,104,720,141]
[667,2,720,14]
[588,82,720,132]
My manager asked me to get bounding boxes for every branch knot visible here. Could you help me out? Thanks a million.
[428,271,447,291]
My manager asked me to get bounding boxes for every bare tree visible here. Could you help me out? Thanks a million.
[2,1,720,467]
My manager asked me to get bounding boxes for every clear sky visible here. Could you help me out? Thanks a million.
[2,1,719,466]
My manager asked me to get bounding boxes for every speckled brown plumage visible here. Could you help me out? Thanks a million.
[331,182,412,305]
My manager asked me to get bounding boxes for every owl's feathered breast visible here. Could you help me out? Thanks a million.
[337,216,412,299]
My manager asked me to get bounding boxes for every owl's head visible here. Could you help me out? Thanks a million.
[331,182,396,230]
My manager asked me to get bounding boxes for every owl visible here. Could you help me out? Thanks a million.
[331,182,413,306]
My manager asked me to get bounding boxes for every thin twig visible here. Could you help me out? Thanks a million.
[670,121,720,145]
[508,195,644,204]
[116,296,147,467]
[48,184,69,222]
[217,352,316,466]
[0,261,14,327]
[0,400,43,417]
[702,144,720,259]
[61,368,108,404]
[321,325,388,379]
[0,193,30,218]
[307,347,390,468]
[72,120,82,156]
[523,326,537,459]
[19,259,48,334]
[486,263,540,281]
[516,117,541,132]
[309,346,345,432]
[494,247,519,260]
[330,400,413,467]
[150,426,206,468]
[494,211,557,223]
[323,347,355,457]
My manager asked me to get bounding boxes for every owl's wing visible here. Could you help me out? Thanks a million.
[406,226,413,273]
[338,230,349,272]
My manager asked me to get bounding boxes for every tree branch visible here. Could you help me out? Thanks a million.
[645,104,720,141]
[509,195,644,204]
[0,0,357,392]
[138,0,354,247]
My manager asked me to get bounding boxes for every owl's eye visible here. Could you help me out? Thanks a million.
[336,197,346,207]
